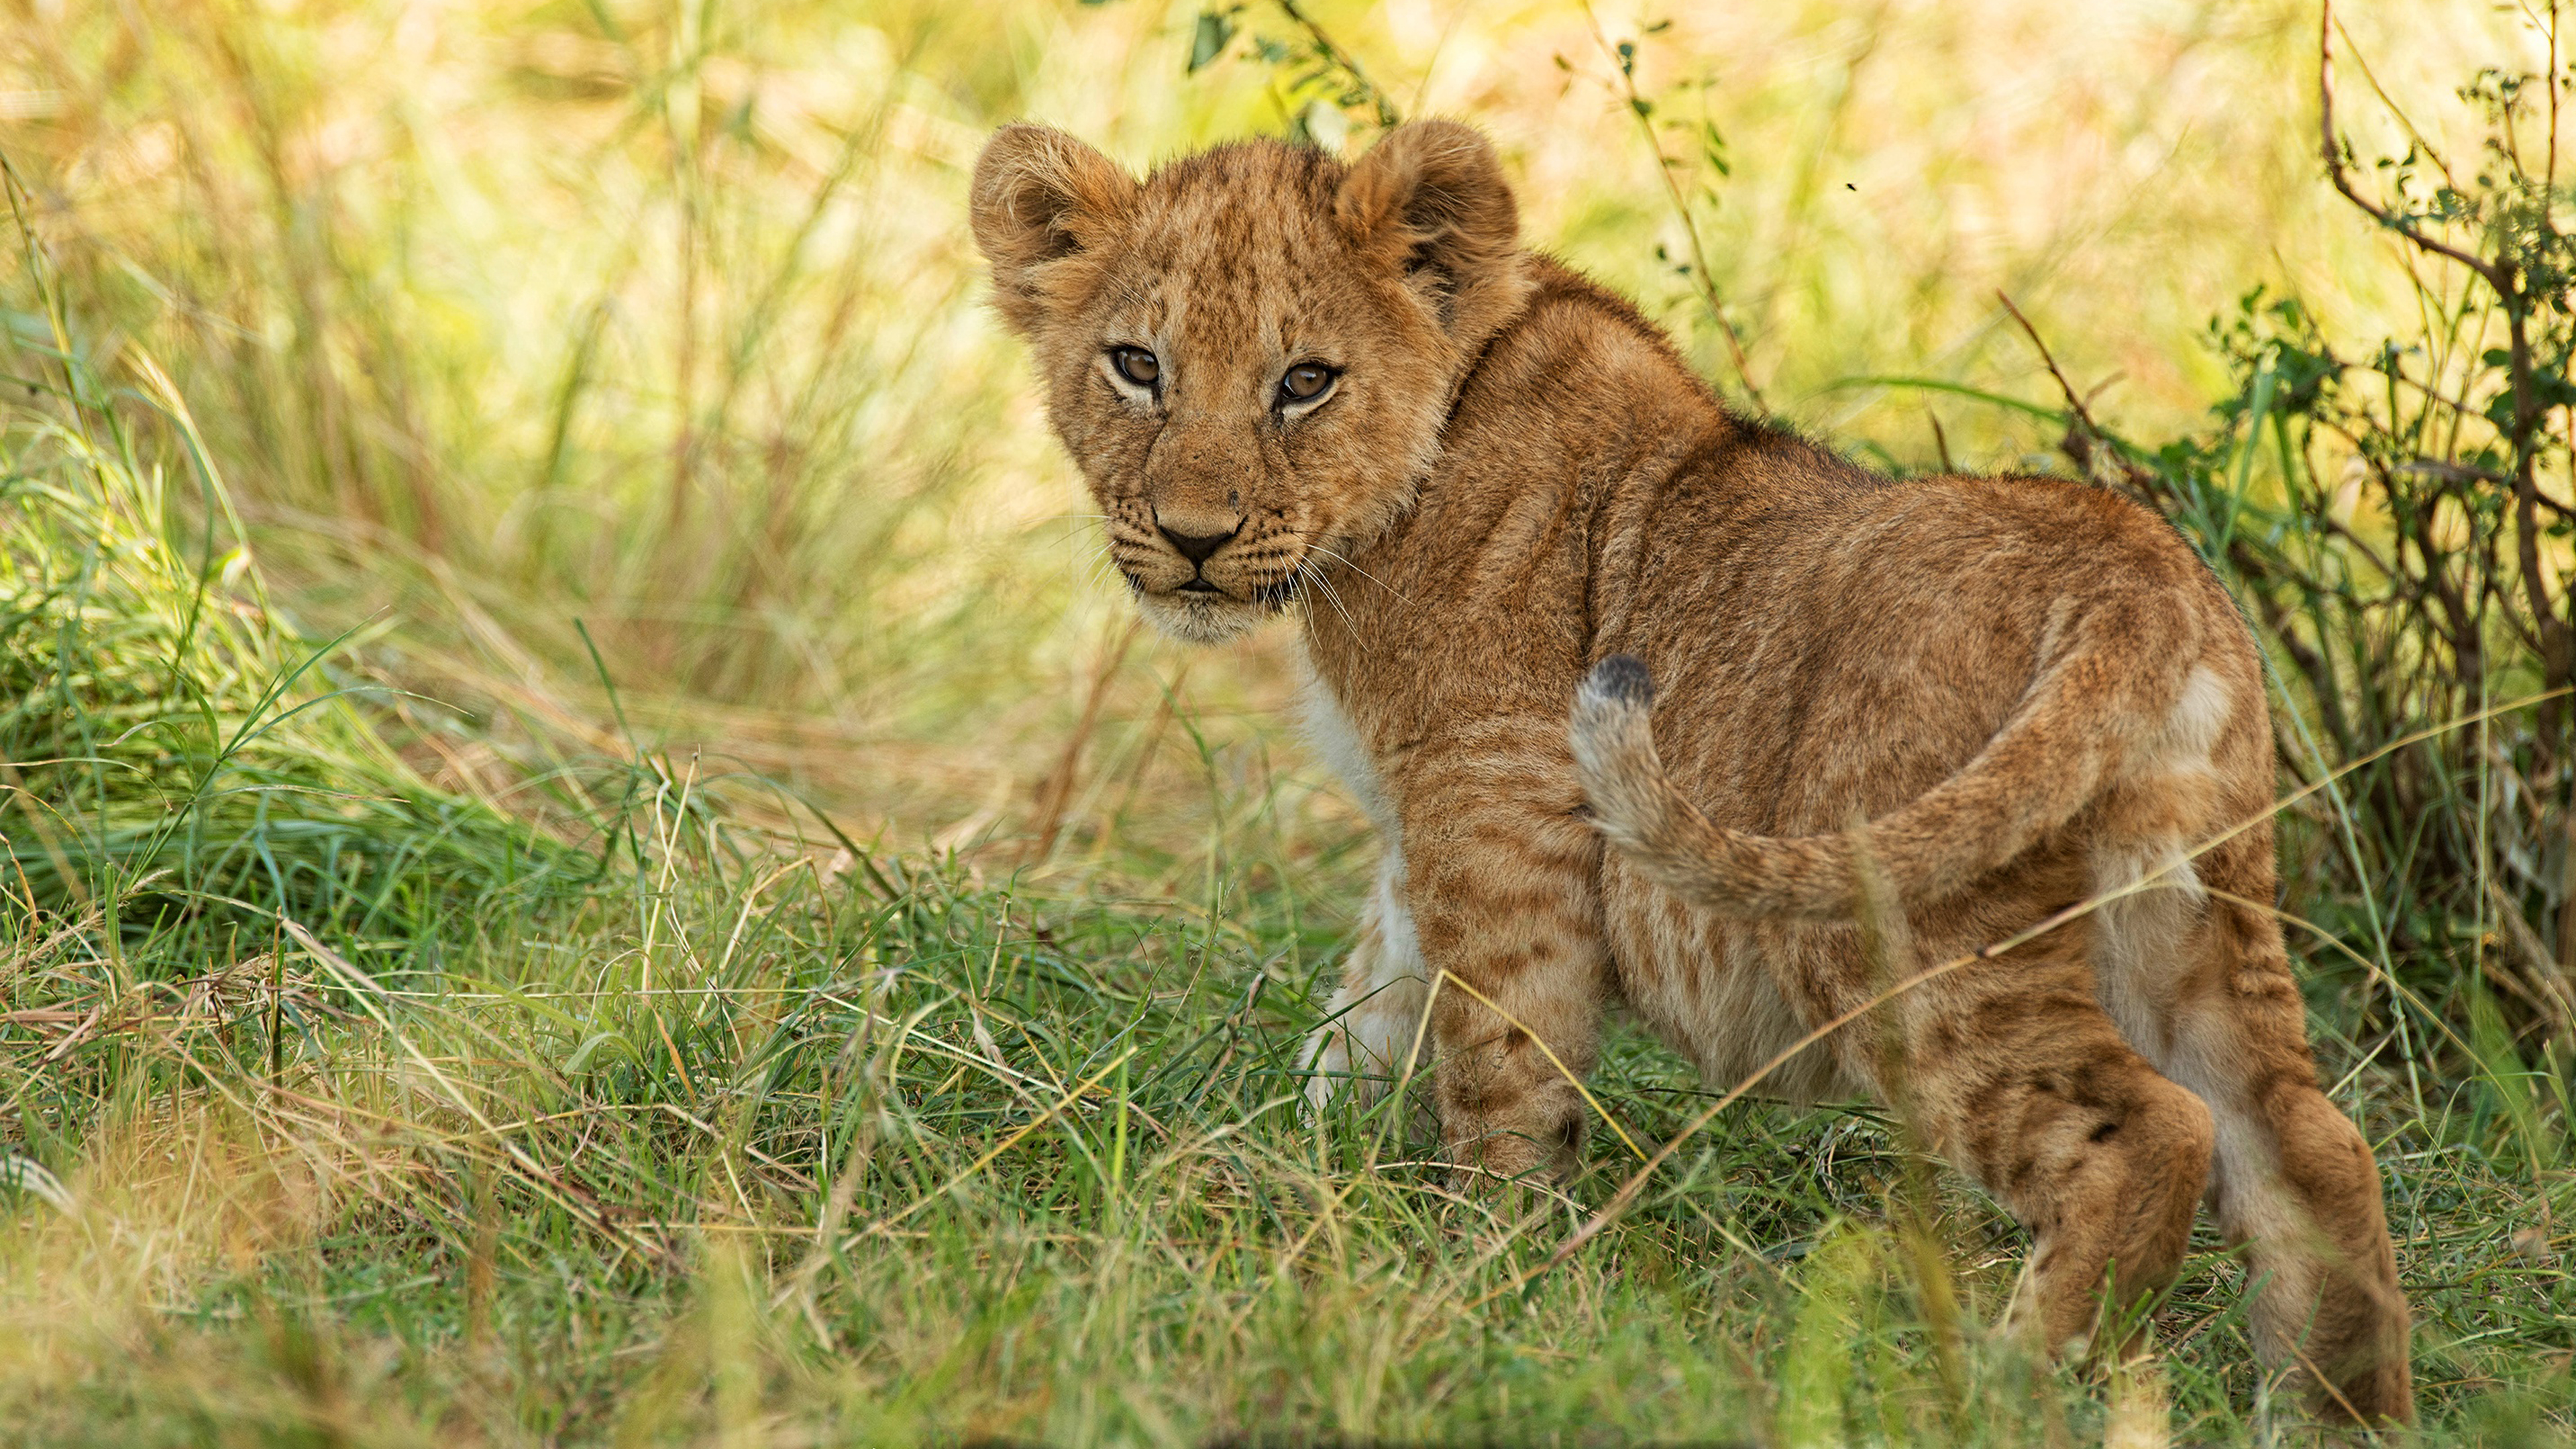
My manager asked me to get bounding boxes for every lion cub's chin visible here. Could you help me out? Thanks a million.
[1136,591,1272,644]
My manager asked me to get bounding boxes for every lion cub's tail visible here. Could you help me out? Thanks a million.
[1568,635,2174,919]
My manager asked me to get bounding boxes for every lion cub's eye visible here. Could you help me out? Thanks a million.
[1109,347,1161,388]
[1279,362,1337,404]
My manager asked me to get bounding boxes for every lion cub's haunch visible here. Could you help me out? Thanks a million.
[971,119,2412,1423]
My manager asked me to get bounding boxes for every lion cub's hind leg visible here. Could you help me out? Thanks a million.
[1304,849,1431,1114]
[2135,839,2413,1424]
[1885,926,2216,1357]
[2085,665,2412,1423]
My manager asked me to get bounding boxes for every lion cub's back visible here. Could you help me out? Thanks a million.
[1621,465,2247,842]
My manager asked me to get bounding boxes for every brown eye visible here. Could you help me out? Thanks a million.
[1279,362,1336,403]
[1110,347,1159,387]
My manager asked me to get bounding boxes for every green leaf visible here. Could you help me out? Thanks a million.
[2216,356,2278,554]
[1187,10,1235,74]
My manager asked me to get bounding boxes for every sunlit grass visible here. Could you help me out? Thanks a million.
[2,0,2535,790]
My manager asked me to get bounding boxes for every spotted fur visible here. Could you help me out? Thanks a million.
[971,119,2412,1424]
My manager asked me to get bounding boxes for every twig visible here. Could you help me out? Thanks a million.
[2288,1340,2373,1427]
[1996,292,2108,447]
[2485,878,2576,1032]
[2318,1,2502,286]
[1026,617,1141,863]
[1580,4,1767,413]
[1275,0,1399,127]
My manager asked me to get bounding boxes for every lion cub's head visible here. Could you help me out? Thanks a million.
[971,121,1530,643]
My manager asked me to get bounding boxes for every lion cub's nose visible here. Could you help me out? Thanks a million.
[1155,514,1241,566]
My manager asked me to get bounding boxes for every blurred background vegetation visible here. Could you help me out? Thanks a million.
[1,0,2573,1443]
[0,0,2537,839]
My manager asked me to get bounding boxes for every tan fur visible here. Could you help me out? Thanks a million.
[971,119,2412,1424]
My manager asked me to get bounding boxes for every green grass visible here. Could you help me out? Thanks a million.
[1,775,2570,1444]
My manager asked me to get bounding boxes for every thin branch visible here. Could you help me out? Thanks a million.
[1579,3,1767,413]
[2318,0,2504,286]
[1996,291,2152,502]
[1927,409,1956,473]
[1275,0,1399,127]
[2387,366,2483,424]
[1996,292,2107,439]
[2330,14,2462,194]
[2550,1,2563,198]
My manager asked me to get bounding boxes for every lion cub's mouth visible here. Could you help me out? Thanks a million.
[1133,574,1299,608]
[1121,564,1303,638]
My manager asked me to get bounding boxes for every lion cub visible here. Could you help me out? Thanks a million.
[971,119,2410,1422]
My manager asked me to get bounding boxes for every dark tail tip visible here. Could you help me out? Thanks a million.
[1585,654,1654,707]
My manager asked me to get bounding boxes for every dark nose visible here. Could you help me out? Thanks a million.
[1157,518,1240,566]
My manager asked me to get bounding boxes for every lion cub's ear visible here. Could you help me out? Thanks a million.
[971,125,1140,336]
[1334,119,1529,343]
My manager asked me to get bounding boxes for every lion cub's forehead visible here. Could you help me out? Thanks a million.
[1138,140,1344,235]
[1131,146,1347,280]
[1110,142,1362,348]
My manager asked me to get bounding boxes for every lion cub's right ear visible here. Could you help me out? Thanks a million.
[971,125,1140,337]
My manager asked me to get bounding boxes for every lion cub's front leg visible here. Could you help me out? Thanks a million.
[1399,743,1613,1183]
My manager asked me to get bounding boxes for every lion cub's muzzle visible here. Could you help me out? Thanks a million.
[1123,506,1301,608]
[1114,518,1306,642]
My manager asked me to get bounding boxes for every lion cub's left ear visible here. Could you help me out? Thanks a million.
[1334,119,1532,345]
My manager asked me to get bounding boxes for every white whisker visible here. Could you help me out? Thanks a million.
[1299,559,1366,652]
[1303,541,1411,606]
